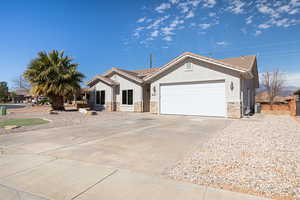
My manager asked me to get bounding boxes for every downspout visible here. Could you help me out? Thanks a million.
[240,77,244,116]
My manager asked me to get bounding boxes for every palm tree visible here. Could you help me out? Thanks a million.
[24,50,85,110]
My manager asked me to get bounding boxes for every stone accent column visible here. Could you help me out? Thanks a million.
[134,101,143,112]
[150,102,158,114]
[227,102,242,118]
[116,102,120,112]
[105,102,113,112]
[289,96,296,116]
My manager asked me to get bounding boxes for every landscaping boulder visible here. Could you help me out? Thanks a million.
[79,108,88,114]
[79,108,97,115]
[4,125,20,130]
[87,111,97,115]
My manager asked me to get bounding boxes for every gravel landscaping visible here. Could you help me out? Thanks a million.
[167,115,300,200]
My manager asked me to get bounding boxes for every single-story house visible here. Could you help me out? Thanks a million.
[10,89,32,103]
[87,52,259,118]
[256,91,292,105]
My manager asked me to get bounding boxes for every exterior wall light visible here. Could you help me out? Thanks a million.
[230,82,234,91]
[152,86,156,96]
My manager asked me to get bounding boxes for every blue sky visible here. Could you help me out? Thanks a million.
[1,0,300,88]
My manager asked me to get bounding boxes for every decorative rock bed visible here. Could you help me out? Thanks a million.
[167,115,300,200]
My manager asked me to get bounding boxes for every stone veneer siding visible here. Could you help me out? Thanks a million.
[116,102,120,112]
[227,102,242,118]
[134,101,143,112]
[105,102,113,112]
[150,102,158,114]
[289,96,297,116]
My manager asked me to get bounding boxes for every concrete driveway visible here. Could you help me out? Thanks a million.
[1,113,230,175]
[0,112,269,200]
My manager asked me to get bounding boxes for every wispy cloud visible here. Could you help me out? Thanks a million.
[208,12,216,17]
[199,23,212,29]
[132,0,300,44]
[161,18,184,36]
[228,0,246,14]
[203,0,216,8]
[258,23,271,29]
[216,41,228,46]
[163,35,173,41]
[155,3,171,13]
[133,27,144,38]
[169,0,179,4]
[185,10,195,19]
[146,15,169,30]
[150,30,159,37]
[178,2,190,13]
[246,16,253,24]
[137,17,146,23]
[255,30,262,36]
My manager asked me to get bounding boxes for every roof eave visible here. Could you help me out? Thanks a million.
[86,76,119,87]
[144,53,247,82]
[104,68,144,84]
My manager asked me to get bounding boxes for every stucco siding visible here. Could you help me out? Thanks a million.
[110,74,143,112]
[89,80,113,110]
[150,58,242,117]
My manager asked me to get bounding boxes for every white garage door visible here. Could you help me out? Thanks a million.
[160,81,226,117]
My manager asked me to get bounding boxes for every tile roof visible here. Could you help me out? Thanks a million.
[220,55,256,71]
[129,67,162,77]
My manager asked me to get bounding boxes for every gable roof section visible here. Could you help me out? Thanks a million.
[144,52,254,82]
[220,55,256,70]
[130,67,162,77]
[221,55,259,88]
[86,75,119,87]
[103,68,144,84]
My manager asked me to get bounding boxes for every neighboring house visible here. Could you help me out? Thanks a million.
[10,89,32,103]
[87,52,259,118]
[256,91,293,114]
[256,91,292,104]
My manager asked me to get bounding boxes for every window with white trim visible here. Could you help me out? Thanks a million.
[122,89,133,105]
[95,90,105,105]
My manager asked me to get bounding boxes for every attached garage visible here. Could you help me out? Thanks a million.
[160,81,226,117]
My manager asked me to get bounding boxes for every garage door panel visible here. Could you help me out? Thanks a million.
[160,82,226,117]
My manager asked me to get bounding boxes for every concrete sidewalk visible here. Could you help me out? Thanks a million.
[0,154,270,200]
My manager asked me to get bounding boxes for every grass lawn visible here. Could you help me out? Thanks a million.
[0,118,49,128]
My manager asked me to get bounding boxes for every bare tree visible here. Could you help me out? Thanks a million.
[11,75,31,90]
[262,69,285,106]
